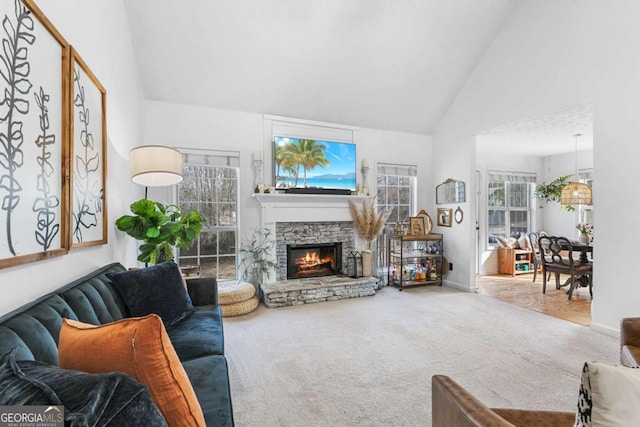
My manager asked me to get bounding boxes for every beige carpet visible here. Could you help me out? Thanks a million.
[223,285,618,427]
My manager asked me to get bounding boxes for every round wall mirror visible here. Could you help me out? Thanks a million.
[454,206,463,224]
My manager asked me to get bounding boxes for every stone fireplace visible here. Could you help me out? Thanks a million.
[253,193,380,307]
[276,222,353,280]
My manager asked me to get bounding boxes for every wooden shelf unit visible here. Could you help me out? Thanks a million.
[497,247,534,276]
[387,233,444,290]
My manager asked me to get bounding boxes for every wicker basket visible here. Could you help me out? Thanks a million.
[218,281,255,304]
[221,296,259,317]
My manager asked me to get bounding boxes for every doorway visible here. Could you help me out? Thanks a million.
[473,101,594,325]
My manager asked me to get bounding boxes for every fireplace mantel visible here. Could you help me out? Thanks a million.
[253,193,373,224]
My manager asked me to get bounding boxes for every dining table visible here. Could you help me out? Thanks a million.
[567,240,593,264]
[560,239,593,289]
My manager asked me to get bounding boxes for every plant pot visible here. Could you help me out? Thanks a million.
[361,249,373,277]
[579,234,590,244]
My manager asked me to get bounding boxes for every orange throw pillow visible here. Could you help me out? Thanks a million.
[58,315,205,427]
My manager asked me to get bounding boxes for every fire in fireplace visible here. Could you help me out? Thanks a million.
[287,242,342,279]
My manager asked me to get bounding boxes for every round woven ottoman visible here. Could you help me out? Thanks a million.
[218,281,258,317]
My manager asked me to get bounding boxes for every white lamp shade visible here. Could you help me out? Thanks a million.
[130,145,183,186]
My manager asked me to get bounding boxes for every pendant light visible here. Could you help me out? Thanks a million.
[560,134,592,206]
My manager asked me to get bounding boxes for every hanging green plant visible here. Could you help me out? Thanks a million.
[533,174,575,211]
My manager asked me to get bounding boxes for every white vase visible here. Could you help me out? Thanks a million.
[361,249,373,277]
[579,234,590,244]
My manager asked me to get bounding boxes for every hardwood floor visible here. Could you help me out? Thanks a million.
[476,272,591,327]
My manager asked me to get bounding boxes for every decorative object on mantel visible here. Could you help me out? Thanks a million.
[360,159,370,196]
[252,150,263,193]
[436,179,465,204]
[561,134,592,207]
[576,223,593,244]
[348,199,391,277]
[534,174,575,211]
[454,206,464,224]
[238,227,278,296]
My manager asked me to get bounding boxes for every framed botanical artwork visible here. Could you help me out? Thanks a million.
[69,47,107,248]
[0,0,70,268]
[409,216,425,235]
[437,208,452,227]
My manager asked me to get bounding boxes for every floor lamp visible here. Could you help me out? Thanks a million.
[129,145,184,197]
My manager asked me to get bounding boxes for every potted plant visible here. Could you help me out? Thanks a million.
[533,174,575,211]
[348,199,390,277]
[238,227,278,295]
[115,199,203,265]
[576,223,593,244]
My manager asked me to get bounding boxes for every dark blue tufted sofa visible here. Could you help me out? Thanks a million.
[0,262,234,426]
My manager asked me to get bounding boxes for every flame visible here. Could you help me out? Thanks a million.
[295,250,333,269]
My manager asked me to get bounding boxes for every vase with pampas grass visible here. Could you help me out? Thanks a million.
[348,199,391,277]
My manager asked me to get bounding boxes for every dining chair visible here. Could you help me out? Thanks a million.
[528,231,550,283]
[538,235,593,300]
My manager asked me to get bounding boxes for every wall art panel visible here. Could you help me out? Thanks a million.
[69,47,106,248]
[0,0,70,268]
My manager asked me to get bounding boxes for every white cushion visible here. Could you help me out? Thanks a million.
[574,361,640,427]
[517,234,531,250]
[496,236,519,249]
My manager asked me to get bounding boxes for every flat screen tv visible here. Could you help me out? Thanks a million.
[273,136,356,191]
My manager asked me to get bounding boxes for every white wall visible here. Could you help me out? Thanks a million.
[141,101,432,243]
[0,0,143,316]
[433,0,638,334]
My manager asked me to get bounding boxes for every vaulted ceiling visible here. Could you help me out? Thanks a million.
[124,1,593,155]
[124,0,518,135]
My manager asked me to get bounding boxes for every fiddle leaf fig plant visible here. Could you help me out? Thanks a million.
[115,199,203,265]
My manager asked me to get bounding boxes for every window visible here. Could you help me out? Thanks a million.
[487,171,536,248]
[376,163,417,224]
[578,170,594,226]
[177,150,239,280]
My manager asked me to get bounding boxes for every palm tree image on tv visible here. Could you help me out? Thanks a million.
[274,137,356,190]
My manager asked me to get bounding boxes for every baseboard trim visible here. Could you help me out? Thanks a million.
[443,280,474,292]
[590,322,619,337]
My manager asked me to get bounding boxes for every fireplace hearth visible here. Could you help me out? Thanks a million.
[287,242,342,279]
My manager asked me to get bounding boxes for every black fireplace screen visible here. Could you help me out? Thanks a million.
[287,242,342,279]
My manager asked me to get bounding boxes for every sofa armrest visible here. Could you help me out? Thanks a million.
[431,376,574,427]
[186,278,218,306]
[432,375,515,427]
[621,345,640,368]
[621,317,640,366]
[621,317,640,348]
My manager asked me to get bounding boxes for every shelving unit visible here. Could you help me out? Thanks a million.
[387,233,444,290]
[497,247,534,276]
